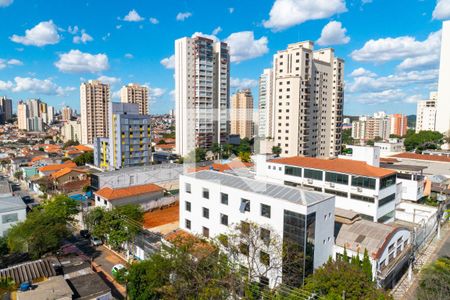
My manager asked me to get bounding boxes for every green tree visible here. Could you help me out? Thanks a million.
[366,140,375,146]
[73,151,94,166]
[404,130,444,151]
[0,277,15,296]
[211,142,222,159]
[417,256,450,300]
[272,146,282,156]
[342,128,354,145]
[362,248,373,281]
[7,195,79,258]
[0,237,9,256]
[238,151,251,163]
[157,140,166,145]
[304,259,392,300]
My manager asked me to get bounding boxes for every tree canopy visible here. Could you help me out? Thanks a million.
[404,130,443,152]
[73,151,94,166]
[417,256,450,300]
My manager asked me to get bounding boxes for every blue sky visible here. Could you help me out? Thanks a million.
[0,0,449,115]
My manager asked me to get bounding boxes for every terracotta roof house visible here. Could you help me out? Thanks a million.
[38,161,77,176]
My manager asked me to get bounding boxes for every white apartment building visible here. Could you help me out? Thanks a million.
[230,89,253,139]
[436,20,450,134]
[0,196,26,237]
[17,101,27,130]
[375,138,404,156]
[254,153,399,223]
[179,170,335,287]
[258,68,274,139]
[416,92,437,133]
[272,41,344,158]
[120,83,149,115]
[80,80,110,145]
[62,120,81,143]
[175,36,230,156]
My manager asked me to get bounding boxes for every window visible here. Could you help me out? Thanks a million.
[285,166,302,177]
[325,172,349,185]
[261,204,271,218]
[350,194,375,203]
[304,169,323,180]
[185,183,191,193]
[2,213,18,224]
[260,228,270,245]
[324,189,348,198]
[351,176,376,190]
[241,221,250,236]
[240,198,250,212]
[221,193,228,205]
[203,207,209,219]
[379,193,395,207]
[185,219,191,229]
[185,201,191,212]
[220,214,228,226]
[260,276,269,287]
[377,210,395,223]
[203,188,209,199]
[240,242,249,256]
[260,251,270,266]
[380,174,396,189]
[202,227,210,238]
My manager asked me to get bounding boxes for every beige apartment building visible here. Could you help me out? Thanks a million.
[80,80,110,145]
[120,83,149,115]
[61,106,72,122]
[17,101,27,130]
[352,116,390,141]
[258,68,274,139]
[230,89,253,139]
[272,41,344,157]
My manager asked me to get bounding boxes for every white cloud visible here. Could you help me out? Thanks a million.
[116,25,122,30]
[124,53,134,59]
[97,75,120,85]
[149,87,166,98]
[73,31,93,44]
[229,7,234,13]
[102,33,111,41]
[10,20,60,46]
[112,90,121,99]
[176,12,192,21]
[361,0,372,4]
[225,31,269,63]
[68,26,79,35]
[403,94,423,104]
[212,26,222,35]
[230,78,258,89]
[149,17,159,24]
[397,54,440,71]
[432,0,450,20]
[2,77,75,96]
[0,0,13,7]
[351,89,406,105]
[263,0,347,31]
[0,80,13,90]
[123,9,144,22]
[350,67,376,77]
[0,58,23,69]
[350,30,441,69]
[55,50,109,73]
[316,21,350,46]
[191,32,219,42]
[160,54,175,69]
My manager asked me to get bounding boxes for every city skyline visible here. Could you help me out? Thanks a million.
[0,0,448,115]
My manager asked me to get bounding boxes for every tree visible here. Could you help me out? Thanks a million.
[272,146,282,156]
[7,195,79,258]
[0,277,15,296]
[157,140,166,145]
[239,151,251,163]
[63,139,79,149]
[0,237,8,256]
[417,256,450,300]
[304,259,392,300]
[211,142,222,159]
[342,128,354,145]
[73,151,94,166]
[404,130,444,151]
[366,140,375,146]
[362,248,373,281]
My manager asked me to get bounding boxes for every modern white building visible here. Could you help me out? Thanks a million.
[374,138,404,156]
[436,20,450,135]
[179,170,335,287]
[0,196,27,237]
[258,68,274,139]
[416,92,437,133]
[175,36,230,156]
[254,152,399,223]
[271,41,344,158]
[62,120,81,143]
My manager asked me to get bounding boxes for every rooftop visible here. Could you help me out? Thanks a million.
[391,152,450,163]
[67,273,111,300]
[0,179,11,195]
[0,258,57,283]
[50,167,86,180]
[0,196,26,213]
[95,182,163,201]
[184,170,332,206]
[38,161,77,172]
[17,276,73,300]
[94,163,183,179]
[270,156,396,178]
[143,202,179,231]
[379,163,427,172]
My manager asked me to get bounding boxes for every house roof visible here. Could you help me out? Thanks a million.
[0,196,26,213]
[50,167,86,180]
[270,156,396,178]
[67,273,111,299]
[156,144,175,150]
[0,258,57,283]
[38,161,77,172]
[391,152,450,163]
[95,183,164,201]
[189,160,253,173]
[73,145,93,152]
[31,155,47,163]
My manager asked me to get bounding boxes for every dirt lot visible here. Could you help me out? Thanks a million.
[143,202,179,228]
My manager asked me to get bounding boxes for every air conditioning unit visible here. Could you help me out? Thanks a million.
[330,183,335,188]
[357,187,362,192]
[307,179,313,184]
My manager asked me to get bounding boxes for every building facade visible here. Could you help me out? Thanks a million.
[16,99,52,131]
[272,41,344,158]
[416,92,437,133]
[175,36,230,156]
[80,80,110,145]
[179,170,335,287]
[351,115,391,141]
[230,89,253,139]
[61,106,73,122]
[120,83,149,115]
[17,101,28,130]
[0,96,12,123]
[94,103,152,170]
[62,120,82,143]
[258,68,274,139]
[436,20,450,135]
[389,114,407,137]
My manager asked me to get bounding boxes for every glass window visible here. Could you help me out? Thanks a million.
[261,204,271,218]
[220,214,228,226]
[202,207,209,219]
[203,188,209,199]
[380,174,396,189]
[260,228,271,245]
[260,251,270,266]
[351,176,376,190]
[240,199,250,212]
[379,193,395,207]
[324,189,348,198]
[185,201,191,212]
[304,169,323,180]
[202,227,209,238]
[325,172,349,185]
[377,210,395,223]
[185,219,191,229]
[221,193,228,205]
[2,213,18,224]
[350,194,375,203]
[285,166,302,177]
[185,183,191,193]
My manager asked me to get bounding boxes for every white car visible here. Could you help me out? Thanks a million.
[111,264,127,276]
[90,236,102,246]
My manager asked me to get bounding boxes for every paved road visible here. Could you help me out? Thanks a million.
[436,227,450,257]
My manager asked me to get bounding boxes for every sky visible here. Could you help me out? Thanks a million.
[0,0,449,116]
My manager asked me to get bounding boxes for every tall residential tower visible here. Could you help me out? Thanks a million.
[120,83,149,115]
[436,20,450,135]
[416,92,437,133]
[230,89,254,139]
[258,68,274,139]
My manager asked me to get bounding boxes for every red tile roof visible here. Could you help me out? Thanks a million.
[189,160,253,173]
[50,167,86,180]
[73,145,93,152]
[270,156,395,178]
[95,183,164,201]
[38,161,77,172]
[391,152,450,163]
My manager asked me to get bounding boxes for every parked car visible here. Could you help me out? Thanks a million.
[111,264,127,276]
[80,230,90,239]
[90,236,102,246]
